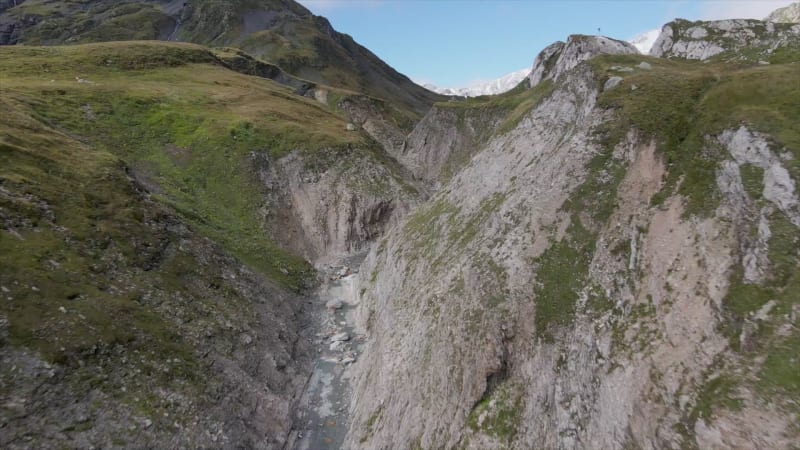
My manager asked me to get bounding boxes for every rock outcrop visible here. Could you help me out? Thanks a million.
[336,95,412,159]
[650,18,800,60]
[528,35,637,88]
[767,2,800,23]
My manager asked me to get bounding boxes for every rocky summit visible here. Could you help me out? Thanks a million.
[1,1,799,449]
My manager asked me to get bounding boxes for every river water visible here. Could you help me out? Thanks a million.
[286,256,365,450]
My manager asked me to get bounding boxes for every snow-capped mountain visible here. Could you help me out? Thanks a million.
[422,21,716,98]
[425,28,663,98]
[423,67,530,97]
[629,29,661,54]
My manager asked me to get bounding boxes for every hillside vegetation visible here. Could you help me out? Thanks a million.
[0,40,404,448]
[0,41,372,287]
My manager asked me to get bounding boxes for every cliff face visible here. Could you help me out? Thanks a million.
[650,18,800,60]
[399,104,506,185]
[2,5,800,450]
[345,34,800,449]
[257,144,422,266]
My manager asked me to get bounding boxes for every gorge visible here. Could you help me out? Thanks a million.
[1,1,799,449]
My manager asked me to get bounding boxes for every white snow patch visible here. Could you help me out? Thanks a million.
[629,29,661,54]
[422,67,530,97]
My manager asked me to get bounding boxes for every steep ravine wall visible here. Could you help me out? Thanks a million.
[255,145,423,266]
[347,62,610,449]
[344,51,800,449]
[399,104,506,185]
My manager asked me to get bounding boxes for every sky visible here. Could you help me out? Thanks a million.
[297,0,797,88]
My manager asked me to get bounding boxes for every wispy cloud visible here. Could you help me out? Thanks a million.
[700,0,795,20]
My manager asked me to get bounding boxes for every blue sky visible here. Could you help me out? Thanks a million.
[298,0,796,88]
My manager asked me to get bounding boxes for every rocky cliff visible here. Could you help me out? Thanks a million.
[346,33,800,449]
[257,144,422,266]
[528,35,638,87]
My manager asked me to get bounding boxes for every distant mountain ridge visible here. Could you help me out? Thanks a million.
[422,29,661,99]
[423,68,530,97]
[0,0,443,119]
[629,29,660,54]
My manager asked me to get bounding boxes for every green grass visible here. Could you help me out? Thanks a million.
[722,210,798,337]
[6,1,173,44]
[532,218,595,342]
[0,94,204,378]
[739,163,765,199]
[532,128,629,341]
[721,214,799,404]
[759,334,800,397]
[467,383,523,442]
[0,41,369,289]
[593,54,800,216]
[690,374,743,423]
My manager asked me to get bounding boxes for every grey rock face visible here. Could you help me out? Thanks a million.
[650,18,800,60]
[527,41,565,87]
[721,127,800,225]
[330,332,350,342]
[343,45,800,450]
[528,35,638,88]
[767,2,800,23]
[401,104,506,184]
[254,146,421,266]
[337,95,410,158]
[347,62,612,450]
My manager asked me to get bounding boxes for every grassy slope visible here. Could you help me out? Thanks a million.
[0,41,369,289]
[0,90,297,440]
[0,90,221,422]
